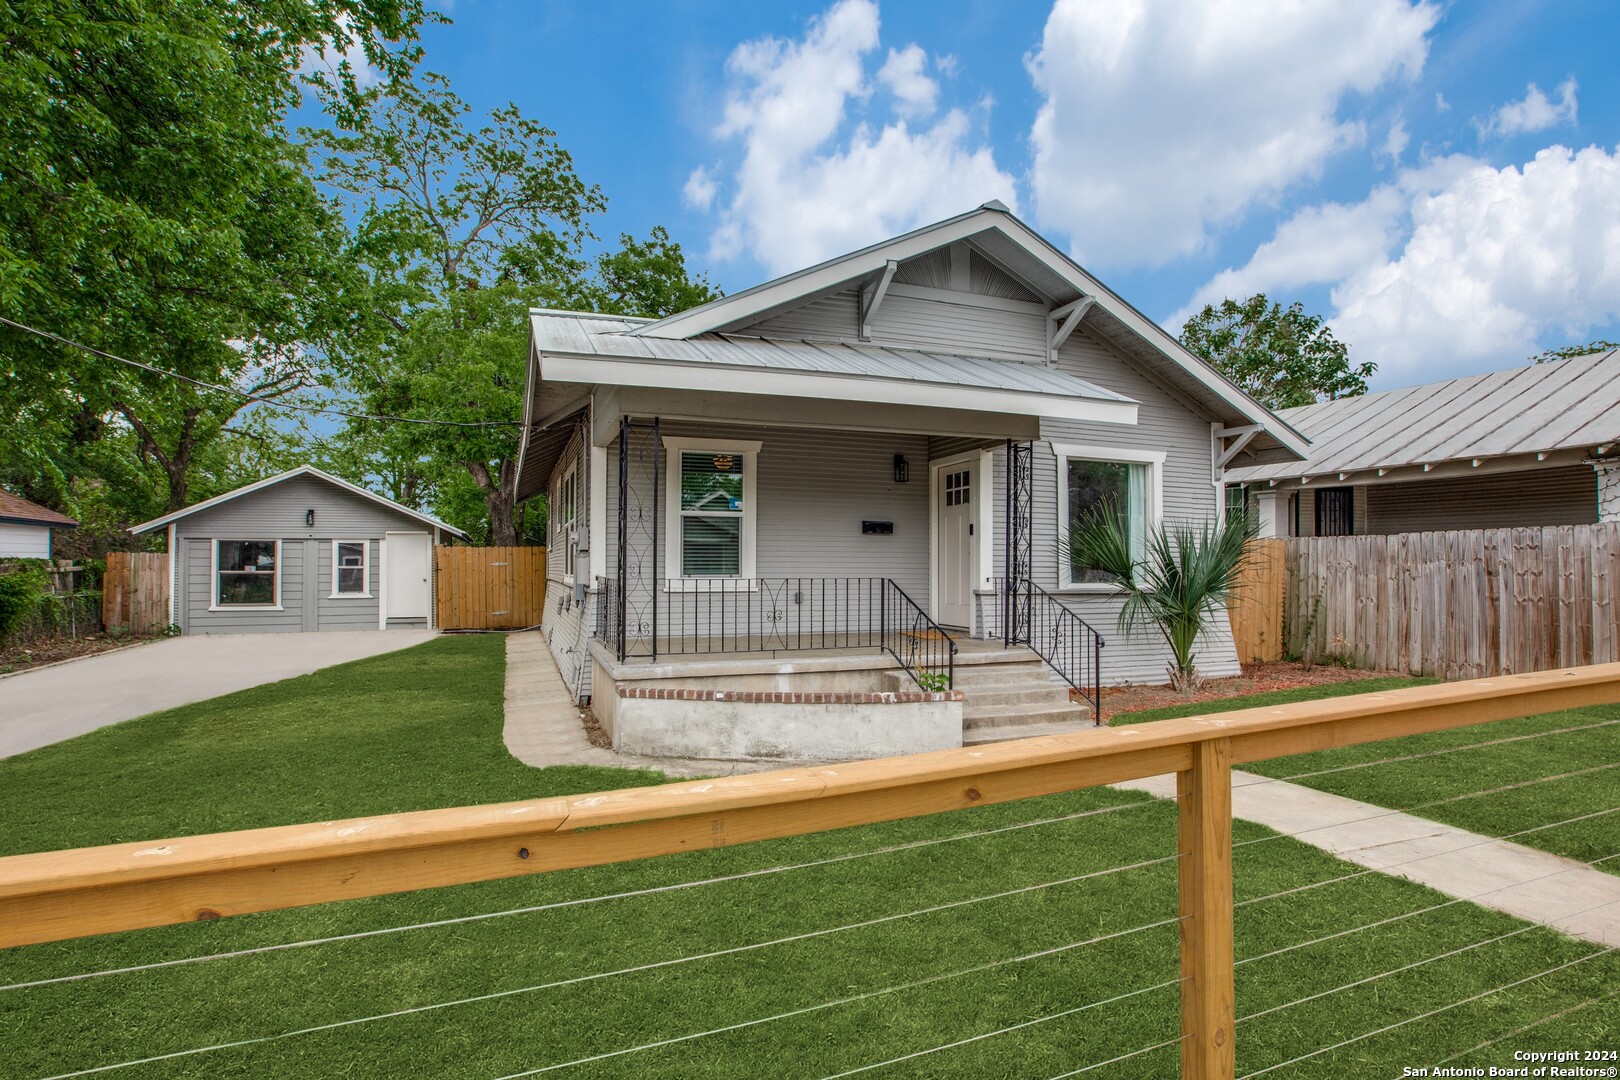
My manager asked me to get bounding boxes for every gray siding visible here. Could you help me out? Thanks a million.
[742,285,1048,364]
[1363,466,1597,534]
[173,474,435,635]
[541,424,593,699]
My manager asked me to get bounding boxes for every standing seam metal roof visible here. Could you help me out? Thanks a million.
[532,312,1136,403]
[1226,350,1620,481]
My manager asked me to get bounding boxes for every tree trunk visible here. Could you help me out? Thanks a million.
[465,458,520,546]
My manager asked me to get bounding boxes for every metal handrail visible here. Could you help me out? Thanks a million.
[880,579,957,690]
[1005,577,1105,724]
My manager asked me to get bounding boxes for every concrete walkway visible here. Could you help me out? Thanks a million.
[1116,770,1620,947]
[0,630,438,758]
[502,633,822,779]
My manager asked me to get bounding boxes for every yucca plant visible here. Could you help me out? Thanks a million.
[1067,506,1257,692]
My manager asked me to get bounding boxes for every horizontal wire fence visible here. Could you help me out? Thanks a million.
[1,667,1618,1077]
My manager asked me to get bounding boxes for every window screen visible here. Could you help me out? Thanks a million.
[679,451,744,576]
[217,540,277,605]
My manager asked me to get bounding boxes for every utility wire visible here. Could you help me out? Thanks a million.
[0,315,520,429]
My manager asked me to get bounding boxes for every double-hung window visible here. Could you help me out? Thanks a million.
[663,438,760,582]
[215,540,279,607]
[558,460,579,584]
[1052,444,1165,588]
[332,541,370,597]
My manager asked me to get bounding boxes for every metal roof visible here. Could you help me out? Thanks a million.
[1227,349,1620,483]
[532,311,1136,403]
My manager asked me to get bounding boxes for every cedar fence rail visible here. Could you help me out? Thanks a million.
[3,663,1620,1078]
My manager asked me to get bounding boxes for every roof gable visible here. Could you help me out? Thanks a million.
[627,204,1307,462]
[130,466,468,538]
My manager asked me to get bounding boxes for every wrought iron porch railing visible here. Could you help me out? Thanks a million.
[993,577,1106,724]
[595,576,956,690]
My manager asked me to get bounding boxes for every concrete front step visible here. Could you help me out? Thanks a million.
[959,685,1073,708]
[884,664,1052,691]
[964,719,1095,745]
[964,701,1093,729]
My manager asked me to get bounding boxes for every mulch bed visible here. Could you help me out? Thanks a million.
[579,706,614,749]
[0,633,164,676]
[1099,661,1406,717]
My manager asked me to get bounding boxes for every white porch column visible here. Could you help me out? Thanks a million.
[1593,459,1620,523]
[1253,488,1289,538]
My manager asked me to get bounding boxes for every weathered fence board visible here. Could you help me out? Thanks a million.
[434,546,546,630]
[1227,538,1285,663]
[101,552,170,634]
[1284,522,1620,678]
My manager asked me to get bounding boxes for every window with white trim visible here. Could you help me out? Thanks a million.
[558,459,579,583]
[215,540,279,606]
[1052,444,1165,588]
[332,540,370,597]
[663,438,760,580]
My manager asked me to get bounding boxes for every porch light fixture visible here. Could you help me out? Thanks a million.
[305,509,315,527]
[893,454,909,483]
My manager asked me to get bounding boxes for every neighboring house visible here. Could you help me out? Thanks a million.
[1226,349,1620,537]
[0,491,78,559]
[513,203,1306,759]
[130,466,466,635]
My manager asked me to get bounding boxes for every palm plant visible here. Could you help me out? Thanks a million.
[1067,506,1257,692]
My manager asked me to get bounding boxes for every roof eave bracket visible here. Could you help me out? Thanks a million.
[1046,296,1094,365]
[859,260,899,341]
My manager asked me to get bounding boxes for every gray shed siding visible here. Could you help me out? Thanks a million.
[172,474,435,635]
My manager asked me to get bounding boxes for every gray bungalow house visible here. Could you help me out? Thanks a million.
[131,466,466,635]
[514,203,1307,759]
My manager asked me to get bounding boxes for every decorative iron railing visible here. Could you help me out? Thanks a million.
[596,576,956,690]
[990,578,1105,724]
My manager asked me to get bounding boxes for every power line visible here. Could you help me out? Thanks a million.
[0,315,521,430]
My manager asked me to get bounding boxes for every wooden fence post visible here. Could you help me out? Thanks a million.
[1179,736,1235,1080]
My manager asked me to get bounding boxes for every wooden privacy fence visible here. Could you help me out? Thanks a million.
[101,551,170,634]
[1286,523,1620,679]
[1227,538,1286,663]
[434,546,546,630]
[4,663,1620,1078]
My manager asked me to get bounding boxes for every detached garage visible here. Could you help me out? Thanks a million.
[130,466,466,634]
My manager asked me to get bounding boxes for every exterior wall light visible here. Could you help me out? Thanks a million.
[893,454,909,483]
[305,509,316,527]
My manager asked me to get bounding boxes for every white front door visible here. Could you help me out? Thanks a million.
[384,531,431,621]
[936,462,977,628]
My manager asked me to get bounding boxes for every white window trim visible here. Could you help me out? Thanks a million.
[329,539,372,598]
[662,436,761,589]
[209,538,283,611]
[1051,442,1166,593]
[558,457,579,586]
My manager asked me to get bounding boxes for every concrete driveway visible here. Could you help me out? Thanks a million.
[0,630,438,758]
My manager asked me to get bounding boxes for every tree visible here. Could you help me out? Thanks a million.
[1067,506,1257,692]
[310,75,720,544]
[1532,340,1619,364]
[0,0,433,517]
[1180,294,1373,410]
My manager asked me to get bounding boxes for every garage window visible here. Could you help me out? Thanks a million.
[332,540,370,597]
[215,540,280,607]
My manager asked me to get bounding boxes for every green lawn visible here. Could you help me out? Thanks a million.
[0,639,1615,1078]
[1113,675,1620,875]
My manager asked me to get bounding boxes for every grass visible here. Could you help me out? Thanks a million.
[1113,675,1620,875]
[0,639,1615,1077]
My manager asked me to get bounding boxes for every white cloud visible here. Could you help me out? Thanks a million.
[878,44,938,118]
[1381,118,1410,163]
[296,14,383,88]
[698,0,1017,274]
[683,166,717,211]
[1481,78,1578,138]
[1176,145,1620,384]
[1027,0,1438,268]
[1435,91,1451,113]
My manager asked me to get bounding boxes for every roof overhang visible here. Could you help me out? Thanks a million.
[130,466,469,539]
[0,516,76,529]
[537,350,1139,427]
[629,205,1308,463]
[1229,446,1603,490]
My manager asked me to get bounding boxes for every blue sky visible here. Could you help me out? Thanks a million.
[392,0,1618,389]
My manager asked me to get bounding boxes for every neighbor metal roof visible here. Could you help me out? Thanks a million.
[532,311,1137,403]
[1227,349,1620,482]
